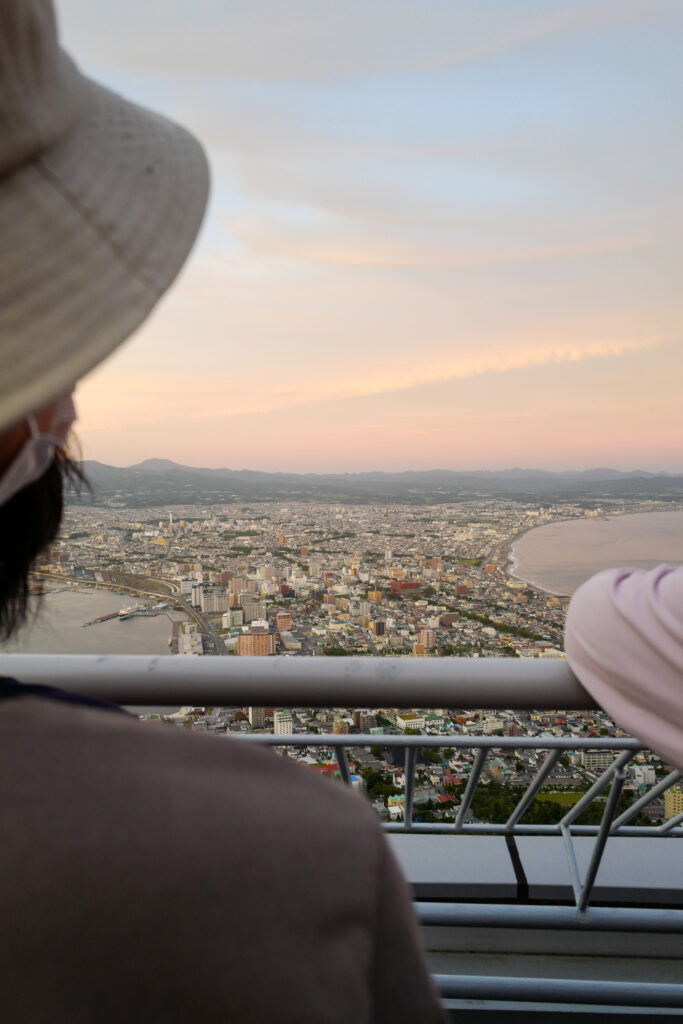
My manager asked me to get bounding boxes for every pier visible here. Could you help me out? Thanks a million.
[82,612,119,627]
[83,603,170,627]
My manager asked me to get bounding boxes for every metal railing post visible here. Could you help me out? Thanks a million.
[334,746,351,786]
[611,769,681,831]
[403,746,417,831]
[505,749,562,832]
[560,823,582,906]
[558,749,636,830]
[577,768,626,912]
[659,809,683,834]
[454,746,488,832]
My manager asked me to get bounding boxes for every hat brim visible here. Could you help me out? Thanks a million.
[0,72,209,432]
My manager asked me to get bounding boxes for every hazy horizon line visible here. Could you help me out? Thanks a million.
[82,457,683,477]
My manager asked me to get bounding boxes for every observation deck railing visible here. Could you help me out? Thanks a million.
[2,653,682,1015]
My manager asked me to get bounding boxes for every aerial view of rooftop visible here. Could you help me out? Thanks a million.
[1,1,682,1020]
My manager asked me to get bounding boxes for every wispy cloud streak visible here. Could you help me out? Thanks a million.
[54,0,683,470]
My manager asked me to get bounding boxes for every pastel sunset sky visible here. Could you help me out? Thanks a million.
[58,0,683,472]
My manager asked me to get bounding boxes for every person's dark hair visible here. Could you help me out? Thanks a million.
[0,451,86,640]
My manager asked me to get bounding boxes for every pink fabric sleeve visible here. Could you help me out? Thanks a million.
[564,565,683,772]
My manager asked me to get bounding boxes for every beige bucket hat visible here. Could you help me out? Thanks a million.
[0,0,209,433]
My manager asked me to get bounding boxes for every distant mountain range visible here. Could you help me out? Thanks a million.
[72,459,683,507]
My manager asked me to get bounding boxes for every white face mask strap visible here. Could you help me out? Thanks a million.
[0,396,77,508]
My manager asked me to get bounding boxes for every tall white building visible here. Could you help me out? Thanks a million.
[274,710,293,735]
[631,764,656,787]
[200,587,230,614]
[257,565,277,580]
[582,750,614,773]
[242,601,267,623]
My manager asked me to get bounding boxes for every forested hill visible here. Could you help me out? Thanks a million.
[72,460,683,507]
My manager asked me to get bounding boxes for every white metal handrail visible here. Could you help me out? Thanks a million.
[0,653,598,709]
[434,974,683,1010]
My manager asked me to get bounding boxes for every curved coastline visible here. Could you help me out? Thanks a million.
[508,565,569,598]
[507,509,683,598]
[502,520,573,597]
[506,539,571,596]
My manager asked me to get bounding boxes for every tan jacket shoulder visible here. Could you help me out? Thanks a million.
[0,697,445,1024]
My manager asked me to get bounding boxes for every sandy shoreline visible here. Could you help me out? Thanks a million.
[506,508,683,598]
[500,522,572,598]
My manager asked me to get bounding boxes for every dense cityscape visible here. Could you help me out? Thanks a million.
[30,496,683,826]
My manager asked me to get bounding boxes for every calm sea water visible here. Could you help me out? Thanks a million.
[511,511,683,596]
[0,589,184,714]
[0,588,177,655]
